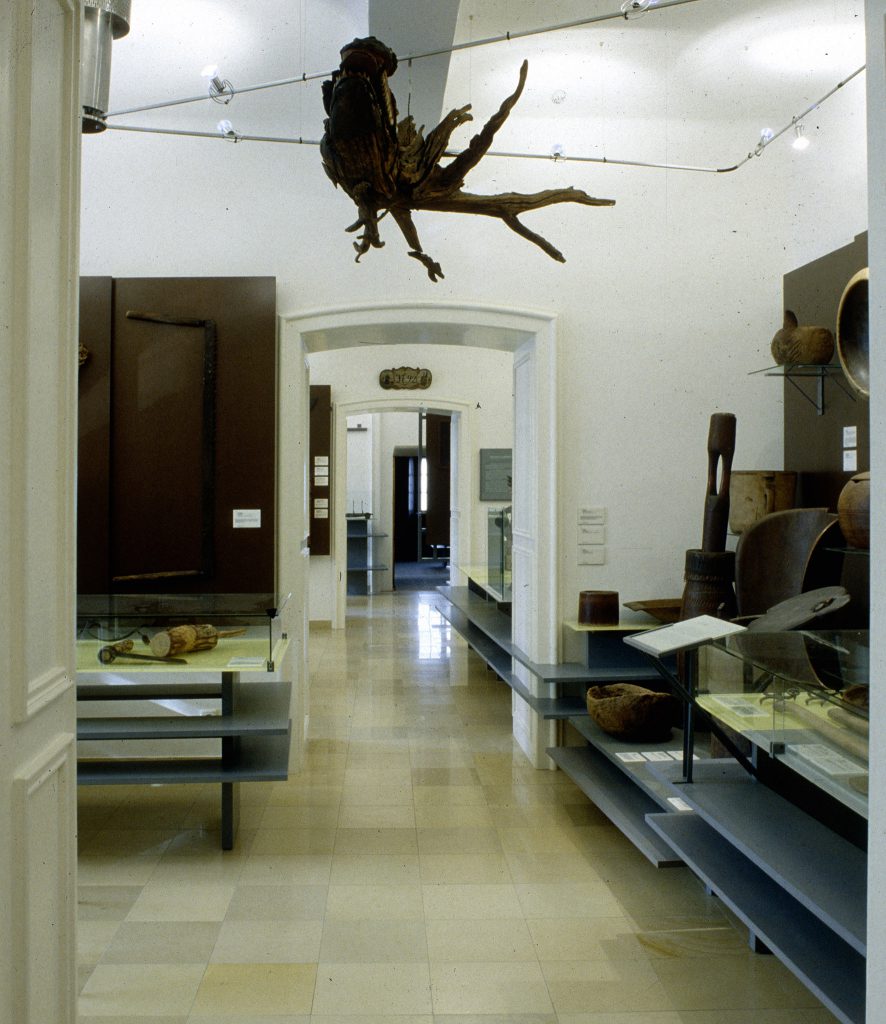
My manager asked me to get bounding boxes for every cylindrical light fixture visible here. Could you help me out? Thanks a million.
[81,0,132,134]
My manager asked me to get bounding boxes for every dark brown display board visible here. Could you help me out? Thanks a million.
[309,385,332,555]
[783,231,868,510]
[78,276,277,597]
[782,232,869,625]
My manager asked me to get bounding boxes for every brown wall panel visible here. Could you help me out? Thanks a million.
[77,277,114,592]
[78,276,277,599]
[309,385,332,556]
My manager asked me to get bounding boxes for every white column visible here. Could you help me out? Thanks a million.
[0,2,81,1021]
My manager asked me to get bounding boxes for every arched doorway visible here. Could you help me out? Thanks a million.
[278,302,559,767]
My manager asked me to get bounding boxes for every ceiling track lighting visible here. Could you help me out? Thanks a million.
[104,63,863,177]
[217,119,239,141]
[202,65,235,104]
[792,122,811,151]
[621,0,657,19]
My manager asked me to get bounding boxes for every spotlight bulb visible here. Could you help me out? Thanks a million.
[792,123,810,151]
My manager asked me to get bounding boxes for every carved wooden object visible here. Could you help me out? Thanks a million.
[320,37,615,281]
[149,623,246,658]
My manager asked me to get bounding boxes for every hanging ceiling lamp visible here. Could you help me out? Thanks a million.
[81,0,132,134]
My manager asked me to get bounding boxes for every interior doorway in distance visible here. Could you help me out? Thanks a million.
[393,412,450,591]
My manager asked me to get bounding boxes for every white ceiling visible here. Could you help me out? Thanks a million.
[104,0,866,168]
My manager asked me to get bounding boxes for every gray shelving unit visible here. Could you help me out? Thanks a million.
[645,759,865,1024]
[77,671,291,849]
[347,514,388,595]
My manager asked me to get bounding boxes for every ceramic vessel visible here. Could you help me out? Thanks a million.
[837,268,870,397]
[578,590,619,625]
[837,472,870,550]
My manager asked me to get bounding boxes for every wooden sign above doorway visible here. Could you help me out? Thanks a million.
[379,366,432,390]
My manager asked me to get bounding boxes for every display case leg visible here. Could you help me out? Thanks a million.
[749,929,772,955]
[221,781,240,850]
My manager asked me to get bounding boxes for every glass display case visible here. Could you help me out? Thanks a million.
[76,591,290,672]
[700,630,869,818]
[486,506,512,603]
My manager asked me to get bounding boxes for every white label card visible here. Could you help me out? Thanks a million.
[642,751,673,761]
[614,752,646,763]
[667,797,693,812]
[314,456,329,466]
[314,509,329,519]
[233,509,261,528]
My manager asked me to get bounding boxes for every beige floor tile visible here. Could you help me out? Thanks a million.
[635,923,749,958]
[238,854,332,886]
[412,785,487,807]
[432,1017,556,1024]
[79,963,206,1016]
[343,767,413,788]
[326,883,425,920]
[258,803,341,829]
[319,919,428,962]
[337,804,416,828]
[329,853,421,885]
[78,920,121,963]
[556,1014,682,1024]
[410,766,481,787]
[496,826,582,854]
[333,827,418,855]
[418,853,512,884]
[414,804,493,828]
[126,882,236,922]
[340,781,415,806]
[79,885,143,921]
[527,917,650,961]
[210,918,322,962]
[190,963,317,1016]
[430,961,553,1015]
[79,1017,189,1024]
[673,1012,842,1024]
[266,784,344,807]
[312,963,432,1015]
[308,1018,431,1024]
[515,881,624,918]
[426,917,536,962]
[503,850,604,883]
[249,828,337,856]
[541,958,676,1015]
[422,883,522,920]
[224,883,328,921]
[416,827,502,855]
[651,954,827,1011]
[101,921,220,964]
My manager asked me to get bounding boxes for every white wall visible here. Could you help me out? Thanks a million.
[345,414,373,514]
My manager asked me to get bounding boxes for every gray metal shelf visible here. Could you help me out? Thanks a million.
[548,745,683,867]
[78,732,291,786]
[647,759,866,955]
[646,811,864,1024]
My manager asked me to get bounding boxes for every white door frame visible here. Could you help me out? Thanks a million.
[331,398,470,624]
[279,302,559,765]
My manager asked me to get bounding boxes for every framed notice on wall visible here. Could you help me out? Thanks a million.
[479,448,512,501]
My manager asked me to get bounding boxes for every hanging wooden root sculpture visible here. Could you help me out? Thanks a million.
[320,37,615,281]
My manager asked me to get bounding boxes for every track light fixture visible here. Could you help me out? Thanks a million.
[202,64,234,104]
[217,119,239,140]
[792,122,810,151]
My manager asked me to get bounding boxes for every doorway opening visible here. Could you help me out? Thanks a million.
[392,411,451,590]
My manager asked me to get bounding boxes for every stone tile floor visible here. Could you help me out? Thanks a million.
[77,590,839,1023]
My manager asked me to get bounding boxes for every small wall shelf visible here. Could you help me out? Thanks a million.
[749,363,855,416]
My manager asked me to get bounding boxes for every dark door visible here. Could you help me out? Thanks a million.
[424,413,450,557]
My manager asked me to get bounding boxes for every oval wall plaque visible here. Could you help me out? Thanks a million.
[379,366,432,390]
